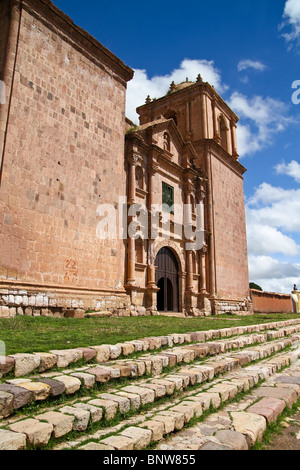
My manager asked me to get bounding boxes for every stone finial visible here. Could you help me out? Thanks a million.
[169,81,176,92]
[196,74,203,83]
[145,95,151,104]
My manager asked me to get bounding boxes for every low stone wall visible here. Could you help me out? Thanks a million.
[250,289,293,314]
[212,297,254,316]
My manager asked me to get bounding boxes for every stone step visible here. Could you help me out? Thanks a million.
[0,333,299,450]
[1,319,300,380]
[1,324,299,420]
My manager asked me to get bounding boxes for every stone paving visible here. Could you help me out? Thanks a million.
[0,318,300,450]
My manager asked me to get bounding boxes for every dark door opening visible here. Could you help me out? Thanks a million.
[155,247,179,312]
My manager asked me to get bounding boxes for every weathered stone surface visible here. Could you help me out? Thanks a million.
[209,383,238,402]
[88,399,118,421]
[275,375,300,388]
[119,343,135,356]
[0,391,14,418]
[0,384,33,409]
[247,397,286,424]
[17,381,51,401]
[73,403,103,423]
[121,385,155,405]
[80,442,115,450]
[159,410,185,430]
[214,430,249,450]
[76,347,97,362]
[59,406,90,431]
[89,345,111,363]
[34,352,57,373]
[170,403,195,423]
[151,378,176,395]
[139,420,165,442]
[8,418,53,447]
[98,393,130,414]
[49,349,83,368]
[0,429,27,450]
[116,391,141,410]
[109,344,122,359]
[9,353,40,377]
[140,382,166,398]
[0,356,15,376]
[100,435,135,450]
[70,372,95,388]
[35,411,74,438]
[86,367,111,383]
[231,411,267,447]
[154,414,175,434]
[199,440,232,450]
[252,386,298,408]
[52,375,81,394]
[38,378,66,396]
[120,426,152,450]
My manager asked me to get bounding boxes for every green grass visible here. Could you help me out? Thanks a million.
[0,313,300,355]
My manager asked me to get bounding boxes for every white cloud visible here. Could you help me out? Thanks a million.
[126,59,226,124]
[275,160,300,183]
[280,0,300,48]
[228,92,294,157]
[248,255,300,293]
[246,222,299,257]
[237,59,267,72]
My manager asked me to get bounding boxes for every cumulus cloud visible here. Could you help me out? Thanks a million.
[246,222,299,257]
[126,58,226,123]
[248,255,300,293]
[280,0,300,48]
[275,160,300,183]
[237,59,267,72]
[228,92,294,157]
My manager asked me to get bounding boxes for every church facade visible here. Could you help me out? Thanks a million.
[0,0,252,318]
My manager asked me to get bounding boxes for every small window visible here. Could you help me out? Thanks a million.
[162,182,174,214]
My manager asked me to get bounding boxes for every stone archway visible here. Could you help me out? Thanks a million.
[155,247,179,312]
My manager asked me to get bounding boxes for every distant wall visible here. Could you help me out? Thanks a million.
[251,289,293,314]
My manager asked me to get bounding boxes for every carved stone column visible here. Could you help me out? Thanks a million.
[231,120,239,160]
[212,98,221,144]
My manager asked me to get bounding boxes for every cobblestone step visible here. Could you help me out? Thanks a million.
[1,322,300,420]
[0,324,299,450]
[1,319,300,380]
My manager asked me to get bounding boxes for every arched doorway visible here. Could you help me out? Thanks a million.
[155,247,179,312]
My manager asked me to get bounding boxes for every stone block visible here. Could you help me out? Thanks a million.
[38,378,66,397]
[231,411,267,447]
[151,378,175,395]
[34,352,57,373]
[0,391,14,418]
[85,366,111,383]
[52,375,81,394]
[120,426,152,450]
[139,419,164,442]
[59,406,90,431]
[0,429,27,450]
[0,384,33,409]
[214,430,249,450]
[88,399,118,421]
[100,435,135,450]
[76,347,97,362]
[9,353,40,378]
[8,418,53,447]
[252,386,298,408]
[115,391,141,410]
[49,349,83,368]
[0,356,15,376]
[73,403,103,423]
[17,381,51,401]
[80,442,115,450]
[35,411,74,438]
[140,382,166,398]
[109,344,122,359]
[89,345,111,363]
[121,385,155,405]
[159,410,185,430]
[247,397,286,424]
[70,372,95,389]
[98,393,131,414]
[154,414,175,434]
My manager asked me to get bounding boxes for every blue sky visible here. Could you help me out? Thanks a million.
[54,0,300,293]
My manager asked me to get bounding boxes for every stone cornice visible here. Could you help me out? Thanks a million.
[20,0,134,84]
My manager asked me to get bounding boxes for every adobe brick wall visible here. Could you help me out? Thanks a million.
[0,0,133,314]
[251,289,293,314]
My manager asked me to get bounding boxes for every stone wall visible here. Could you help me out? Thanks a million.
[0,0,133,316]
[250,289,293,314]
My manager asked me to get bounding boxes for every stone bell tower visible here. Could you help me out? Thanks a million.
[136,75,252,315]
